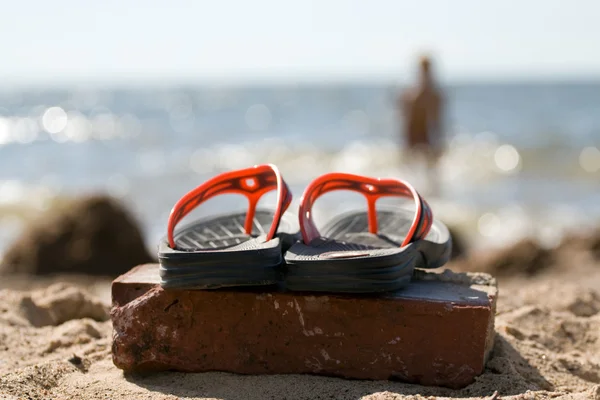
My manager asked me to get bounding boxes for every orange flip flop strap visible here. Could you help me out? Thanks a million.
[167,164,292,249]
[298,172,432,246]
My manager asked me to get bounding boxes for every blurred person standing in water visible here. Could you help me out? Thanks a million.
[398,55,445,195]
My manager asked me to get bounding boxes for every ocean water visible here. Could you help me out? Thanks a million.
[0,82,599,255]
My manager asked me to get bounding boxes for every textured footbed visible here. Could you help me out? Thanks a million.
[283,207,452,293]
[158,209,297,290]
[321,208,452,269]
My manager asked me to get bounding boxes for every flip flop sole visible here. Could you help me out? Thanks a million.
[284,240,422,293]
[283,208,451,293]
[159,209,296,289]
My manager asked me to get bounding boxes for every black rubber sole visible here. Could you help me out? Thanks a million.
[158,209,296,290]
[283,206,451,293]
[284,241,420,293]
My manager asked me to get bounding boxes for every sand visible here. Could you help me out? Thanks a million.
[1,257,599,399]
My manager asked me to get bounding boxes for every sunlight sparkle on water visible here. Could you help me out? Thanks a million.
[494,144,521,174]
[42,107,68,134]
[0,118,12,145]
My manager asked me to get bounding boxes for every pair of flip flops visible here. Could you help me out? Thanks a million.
[158,164,451,293]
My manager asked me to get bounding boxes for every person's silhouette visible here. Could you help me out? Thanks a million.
[398,55,445,194]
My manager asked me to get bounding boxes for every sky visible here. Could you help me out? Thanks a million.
[1,0,600,85]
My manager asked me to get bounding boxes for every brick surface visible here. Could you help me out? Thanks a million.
[111,264,497,388]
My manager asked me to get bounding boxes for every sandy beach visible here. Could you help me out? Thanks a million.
[1,240,599,400]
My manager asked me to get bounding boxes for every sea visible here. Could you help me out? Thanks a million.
[0,82,599,256]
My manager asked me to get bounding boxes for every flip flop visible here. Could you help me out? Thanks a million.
[158,164,294,290]
[283,172,451,293]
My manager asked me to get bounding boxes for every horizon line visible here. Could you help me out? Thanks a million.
[2,71,600,90]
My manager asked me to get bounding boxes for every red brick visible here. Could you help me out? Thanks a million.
[111,264,497,389]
